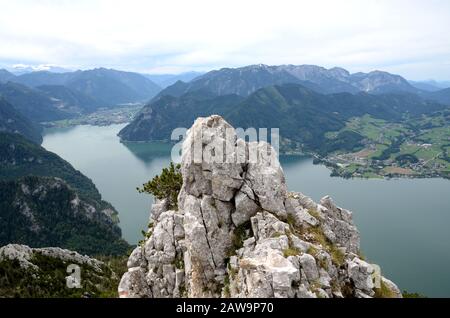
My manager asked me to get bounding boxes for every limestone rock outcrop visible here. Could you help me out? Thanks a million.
[119,115,401,298]
[0,244,105,271]
[0,244,121,297]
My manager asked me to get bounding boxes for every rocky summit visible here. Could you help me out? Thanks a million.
[119,115,401,298]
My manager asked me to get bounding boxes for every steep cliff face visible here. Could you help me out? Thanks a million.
[119,115,401,298]
[0,176,130,256]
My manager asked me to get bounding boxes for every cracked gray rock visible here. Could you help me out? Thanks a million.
[0,244,105,272]
[119,115,401,298]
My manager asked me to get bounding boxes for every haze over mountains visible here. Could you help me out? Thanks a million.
[150,64,420,98]
[0,82,73,123]
[144,71,204,88]
[409,80,450,92]
[0,68,161,123]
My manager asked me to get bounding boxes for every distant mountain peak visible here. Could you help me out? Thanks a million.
[155,63,417,99]
[2,68,162,111]
[0,69,16,83]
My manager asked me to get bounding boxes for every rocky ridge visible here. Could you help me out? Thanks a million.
[119,115,401,298]
[0,244,120,298]
[0,244,104,271]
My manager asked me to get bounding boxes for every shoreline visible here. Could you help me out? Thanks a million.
[45,119,450,182]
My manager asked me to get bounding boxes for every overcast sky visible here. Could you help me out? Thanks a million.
[0,0,449,80]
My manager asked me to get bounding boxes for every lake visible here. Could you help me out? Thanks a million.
[43,124,450,297]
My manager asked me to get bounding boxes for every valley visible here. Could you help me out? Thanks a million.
[320,112,450,179]
[33,66,449,181]
[42,104,143,128]
[117,65,450,180]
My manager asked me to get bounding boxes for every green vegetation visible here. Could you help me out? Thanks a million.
[138,228,153,247]
[0,176,130,256]
[227,262,238,279]
[231,221,253,251]
[395,154,419,164]
[0,98,43,144]
[286,213,297,229]
[222,275,231,298]
[96,254,129,280]
[0,132,130,257]
[307,226,328,247]
[374,280,396,298]
[173,253,185,270]
[0,252,125,298]
[44,104,142,128]
[402,290,427,298]
[120,82,449,179]
[283,247,300,257]
[0,82,72,122]
[324,112,450,179]
[0,132,114,211]
[286,210,346,267]
[308,208,321,219]
[6,68,160,114]
[372,137,404,161]
[138,162,182,210]
[307,246,319,257]
[121,82,446,155]
[119,91,244,142]
[319,130,364,156]
[329,246,345,266]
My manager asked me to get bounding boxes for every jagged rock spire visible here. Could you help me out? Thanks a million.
[119,115,401,298]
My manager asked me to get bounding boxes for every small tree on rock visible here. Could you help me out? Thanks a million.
[137,162,182,210]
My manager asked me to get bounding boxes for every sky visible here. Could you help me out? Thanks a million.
[0,0,449,80]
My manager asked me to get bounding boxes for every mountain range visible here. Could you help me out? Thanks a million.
[119,64,449,155]
[0,69,16,83]
[144,71,204,88]
[0,98,43,144]
[2,64,449,129]
[148,64,420,99]
[423,88,450,106]
[0,68,161,123]
[119,82,446,155]
[0,82,73,122]
[409,80,450,92]
[9,64,73,75]
[36,85,102,113]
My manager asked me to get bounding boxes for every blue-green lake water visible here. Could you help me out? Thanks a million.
[43,124,450,297]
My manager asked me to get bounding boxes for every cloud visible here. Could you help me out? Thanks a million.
[0,0,449,79]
